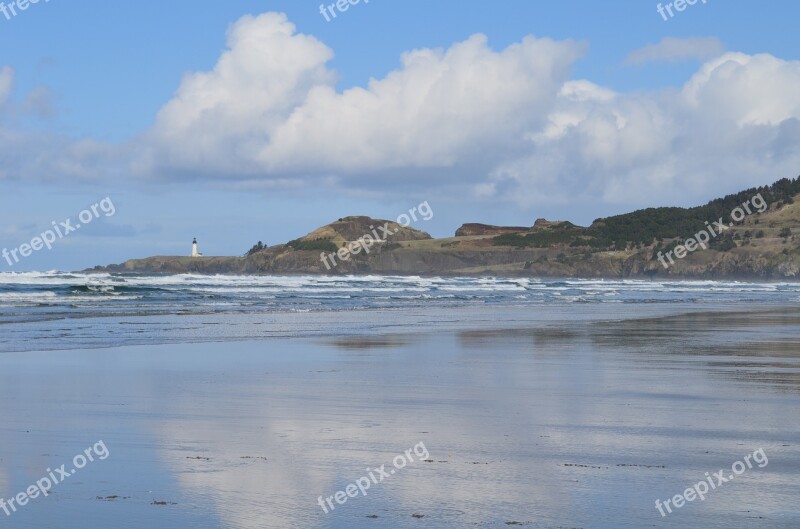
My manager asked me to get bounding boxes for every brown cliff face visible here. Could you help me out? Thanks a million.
[455,223,529,237]
[92,241,800,279]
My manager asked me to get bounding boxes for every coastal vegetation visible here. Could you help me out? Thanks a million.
[492,176,800,250]
[285,239,339,253]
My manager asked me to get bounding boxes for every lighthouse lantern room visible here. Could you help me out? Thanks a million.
[192,238,203,257]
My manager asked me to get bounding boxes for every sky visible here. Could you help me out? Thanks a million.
[1,0,799,271]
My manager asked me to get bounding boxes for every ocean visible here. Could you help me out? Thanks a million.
[3,271,800,352]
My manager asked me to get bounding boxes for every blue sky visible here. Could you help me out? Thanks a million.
[1,0,799,271]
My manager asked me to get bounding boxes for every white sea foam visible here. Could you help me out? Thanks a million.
[1,272,798,312]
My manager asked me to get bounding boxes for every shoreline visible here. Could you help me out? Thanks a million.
[81,262,800,282]
[5,302,799,355]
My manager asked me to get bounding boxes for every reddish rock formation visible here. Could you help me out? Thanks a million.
[455,223,529,237]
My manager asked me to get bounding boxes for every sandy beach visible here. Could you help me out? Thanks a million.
[1,304,798,528]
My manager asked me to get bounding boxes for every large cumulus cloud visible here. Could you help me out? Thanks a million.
[141,12,585,182]
[139,16,800,209]
[3,13,800,213]
[486,52,800,207]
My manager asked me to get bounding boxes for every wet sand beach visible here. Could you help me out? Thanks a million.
[0,305,799,528]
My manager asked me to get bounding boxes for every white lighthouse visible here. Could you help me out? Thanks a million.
[191,238,203,257]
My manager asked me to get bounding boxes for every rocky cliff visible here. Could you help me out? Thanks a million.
[90,179,800,280]
[454,223,529,237]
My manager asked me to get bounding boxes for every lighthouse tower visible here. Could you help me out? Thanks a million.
[191,238,203,257]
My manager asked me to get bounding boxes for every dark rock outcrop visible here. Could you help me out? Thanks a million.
[455,223,529,237]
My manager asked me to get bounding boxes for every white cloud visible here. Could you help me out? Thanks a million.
[259,34,585,172]
[142,13,586,181]
[684,52,800,126]
[2,13,800,221]
[138,14,800,214]
[0,66,12,106]
[486,52,800,208]
[23,86,56,119]
[625,37,725,65]
[0,69,57,121]
[142,12,335,175]
[0,128,122,183]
